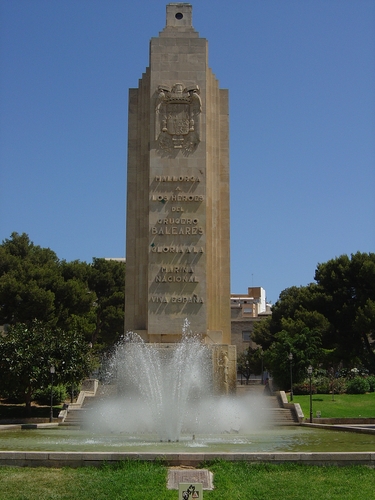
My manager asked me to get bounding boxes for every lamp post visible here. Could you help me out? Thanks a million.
[330,367,335,402]
[307,365,313,423]
[49,365,55,423]
[288,353,293,401]
[260,350,264,384]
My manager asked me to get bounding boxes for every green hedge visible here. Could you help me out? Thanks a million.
[346,377,370,394]
[34,384,68,405]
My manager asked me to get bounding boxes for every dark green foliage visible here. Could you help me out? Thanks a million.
[266,327,324,389]
[237,347,263,383]
[0,320,92,414]
[346,376,370,394]
[366,375,375,392]
[0,233,125,353]
[252,252,375,388]
[0,233,93,329]
[314,252,375,370]
[0,233,61,325]
[88,257,125,349]
[34,384,68,405]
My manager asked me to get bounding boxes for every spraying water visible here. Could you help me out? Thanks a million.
[88,320,270,441]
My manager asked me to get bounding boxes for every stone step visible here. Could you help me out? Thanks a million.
[62,408,88,425]
[62,389,298,427]
[268,408,299,425]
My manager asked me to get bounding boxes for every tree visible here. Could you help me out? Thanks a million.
[252,252,375,380]
[314,252,375,370]
[251,317,274,351]
[267,327,324,389]
[237,347,263,384]
[262,284,328,339]
[0,234,126,352]
[0,233,93,329]
[56,259,94,328]
[87,258,125,349]
[0,321,92,415]
[0,233,61,325]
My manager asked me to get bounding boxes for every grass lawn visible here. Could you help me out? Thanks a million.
[0,461,374,500]
[290,392,375,419]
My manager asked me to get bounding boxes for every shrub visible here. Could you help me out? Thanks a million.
[346,377,370,394]
[315,376,330,394]
[34,384,68,405]
[366,375,375,392]
[293,382,316,395]
[0,388,24,404]
[310,374,348,395]
[316,384,329,394]
[331,377,347,394]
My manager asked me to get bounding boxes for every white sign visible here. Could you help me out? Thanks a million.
[178,483,203,499]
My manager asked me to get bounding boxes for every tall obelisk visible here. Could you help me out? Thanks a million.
[125,3,231,346]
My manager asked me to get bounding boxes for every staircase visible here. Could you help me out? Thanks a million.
[238,384,300,426]
[60,382,300,427]
[60,407,86,427]
[267,394,299,425]
[61,383,118,427]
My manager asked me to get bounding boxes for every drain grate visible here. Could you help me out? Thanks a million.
[167,468,214,490]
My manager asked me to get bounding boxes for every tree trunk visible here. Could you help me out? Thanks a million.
[91,310,101,345]
[362,332,375,371]
[24,387,32,417]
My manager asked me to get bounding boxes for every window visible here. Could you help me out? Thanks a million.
[242,331,251,342]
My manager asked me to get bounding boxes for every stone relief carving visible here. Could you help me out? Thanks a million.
[217,350,229,395]
[155,83,201,153]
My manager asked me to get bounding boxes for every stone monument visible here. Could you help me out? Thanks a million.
[125,3,235,392]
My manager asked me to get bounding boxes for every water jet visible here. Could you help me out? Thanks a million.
[86,325,270,442]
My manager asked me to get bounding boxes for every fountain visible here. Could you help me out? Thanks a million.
[1,324,375,466]
[86,320,270,442]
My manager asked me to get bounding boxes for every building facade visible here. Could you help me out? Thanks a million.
[231,287,272,355]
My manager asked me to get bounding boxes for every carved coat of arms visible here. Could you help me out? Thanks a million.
[155,83,201,153]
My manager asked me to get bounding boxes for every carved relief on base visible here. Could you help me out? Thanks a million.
[212,345,237,395]
[155,83,201,154]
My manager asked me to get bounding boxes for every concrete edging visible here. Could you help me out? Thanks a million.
[0,451,374,468]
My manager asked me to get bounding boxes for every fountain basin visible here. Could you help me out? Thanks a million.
[1,425,375,451]
[1,424,375,467]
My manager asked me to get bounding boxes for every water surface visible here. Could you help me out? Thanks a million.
[1,426,375,453]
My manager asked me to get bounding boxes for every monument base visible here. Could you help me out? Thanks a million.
[211,344,237,395]
[129,334,237,395]
[132,330,229,345]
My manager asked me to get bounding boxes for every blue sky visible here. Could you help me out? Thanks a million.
[1,0,374,304]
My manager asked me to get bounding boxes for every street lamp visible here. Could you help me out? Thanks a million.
[49,365,55,423]
[307,365,313,423]
[288,353,293,401]
[260,350,264,385]
[330,367,335,402]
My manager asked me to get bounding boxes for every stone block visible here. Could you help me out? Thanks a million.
[178,453,205,466]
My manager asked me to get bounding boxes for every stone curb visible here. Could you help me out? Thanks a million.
[0,451,374,468]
